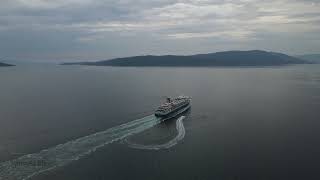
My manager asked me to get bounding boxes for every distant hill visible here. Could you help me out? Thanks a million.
[62,50,309,67]
[0,62,14,67]
[297,54,320,64]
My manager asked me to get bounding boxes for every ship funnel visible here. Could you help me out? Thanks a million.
[166,97,171,103]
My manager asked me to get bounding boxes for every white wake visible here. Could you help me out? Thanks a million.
[0,115,161,180]
[126,116,186,150]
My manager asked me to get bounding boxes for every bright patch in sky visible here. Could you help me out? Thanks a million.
[0,0,319,61]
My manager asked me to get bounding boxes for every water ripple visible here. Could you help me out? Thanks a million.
[0,115,161,180]
[126,116,186,150]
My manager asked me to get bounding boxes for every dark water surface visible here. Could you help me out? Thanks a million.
[0,64,320,180]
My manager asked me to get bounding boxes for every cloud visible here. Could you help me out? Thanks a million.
[0,0,319,61]
[167,30,254,40]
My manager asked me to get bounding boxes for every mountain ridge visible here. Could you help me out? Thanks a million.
[0,62,14,67]
[297,54,320,63]
[62,50,310,67]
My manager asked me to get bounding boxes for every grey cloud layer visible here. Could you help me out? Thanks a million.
[0,0,319,61]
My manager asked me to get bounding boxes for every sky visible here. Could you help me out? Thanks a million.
[0,0,320,61]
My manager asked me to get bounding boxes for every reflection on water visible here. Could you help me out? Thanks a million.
[1,64,320,180]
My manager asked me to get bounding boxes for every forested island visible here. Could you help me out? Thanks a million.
[62,50,310,67]
[0,62,14,67]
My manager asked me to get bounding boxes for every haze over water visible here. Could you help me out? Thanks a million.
[0,64,320,180]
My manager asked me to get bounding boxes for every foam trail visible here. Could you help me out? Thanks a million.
[0,115,161,180]
[126,116,186,150]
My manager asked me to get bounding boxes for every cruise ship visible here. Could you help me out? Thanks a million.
[155,96,191,118]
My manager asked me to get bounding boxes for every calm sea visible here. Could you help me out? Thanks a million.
[0,64,319,180]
